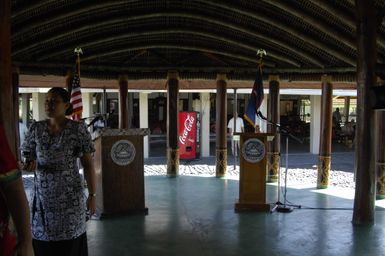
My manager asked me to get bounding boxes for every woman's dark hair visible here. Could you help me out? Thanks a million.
[48,87,73,116]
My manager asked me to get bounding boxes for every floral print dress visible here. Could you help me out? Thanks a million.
[22,120,94,241]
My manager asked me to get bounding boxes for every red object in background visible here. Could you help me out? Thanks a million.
[179,112,197,159]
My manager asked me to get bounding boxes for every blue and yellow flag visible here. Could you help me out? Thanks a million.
[244,64,264,127]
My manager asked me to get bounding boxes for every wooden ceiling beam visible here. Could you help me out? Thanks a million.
[308,0,385,50]
[14,1,385,74]
[262,0,356,51]
[35,29,304,68]
[13,61,356,74]
[14,13,323,67]
[79,44,276,67]
[146,49,173,65]
[199,0,356,66]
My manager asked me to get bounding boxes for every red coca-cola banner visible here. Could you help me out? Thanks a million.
[178,112,197,159]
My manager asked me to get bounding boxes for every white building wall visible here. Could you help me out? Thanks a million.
[139,92,149,158]
[200,92,210,157]
[82,93,93,118]
[21,94,29,124]
[310,95,321,154]
[32,93,46,121]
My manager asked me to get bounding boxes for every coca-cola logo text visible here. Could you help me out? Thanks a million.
[179,114,195,145]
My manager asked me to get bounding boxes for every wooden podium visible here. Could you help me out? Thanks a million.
[235,133,274,212]
[94,128,150,216]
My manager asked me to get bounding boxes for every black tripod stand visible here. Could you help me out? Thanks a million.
[256,112,301,213]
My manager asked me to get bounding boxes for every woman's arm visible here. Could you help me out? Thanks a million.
[3,176,33,256]
[80,153,96,215]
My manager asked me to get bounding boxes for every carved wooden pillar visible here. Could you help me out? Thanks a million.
[353,0,377,225]
[118,75,129,129]
[167,71,180,177]
[376,109,385,199]
[0,0,17,156]
[317,75,333,189]
[216,74,227,177]
[128,93,133,128]
[267,75,280,182]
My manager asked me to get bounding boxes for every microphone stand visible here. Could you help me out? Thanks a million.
[256,112,301,213]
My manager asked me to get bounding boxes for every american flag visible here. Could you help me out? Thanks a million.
[244,64,264,127]
[70,74,83,121]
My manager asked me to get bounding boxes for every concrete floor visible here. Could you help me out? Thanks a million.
[23,136,369,255]
[87,175,385,256]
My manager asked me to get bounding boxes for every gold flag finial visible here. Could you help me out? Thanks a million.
[257,49,266,70]
[74,47,83,56]
[257,49,266,63]
[73,48,83,75]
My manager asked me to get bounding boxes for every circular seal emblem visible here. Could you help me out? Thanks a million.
[242,138,265,163]
[110,140,136,166]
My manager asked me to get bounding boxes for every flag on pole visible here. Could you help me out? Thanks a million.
[244,64,264,127]
[70,49,83,121]
[70,73,82,120]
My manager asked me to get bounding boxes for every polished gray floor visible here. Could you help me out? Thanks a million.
[87,175,385,256]
[23,138,372,256]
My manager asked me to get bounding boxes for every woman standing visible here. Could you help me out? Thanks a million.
[22,87,96,256]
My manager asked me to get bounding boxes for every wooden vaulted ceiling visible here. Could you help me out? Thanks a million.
[10,0,385,83]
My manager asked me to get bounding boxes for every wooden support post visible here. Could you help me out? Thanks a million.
[119,75,129,129]
[0,0,17,156]
[167,71,180,177]
[376,110,385,199]
[216,74,227,177]
[317,75,333,189]
[267,75,280,183]
[128,93,133,128]
[353,0,378,225]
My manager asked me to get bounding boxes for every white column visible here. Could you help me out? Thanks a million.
[21,94,29,124]
[310,95,321,154]
[200,92,210,157]
[82,93,93,118]
[19,94,29,145]
[32,93,46,121]
[139,92,149,158]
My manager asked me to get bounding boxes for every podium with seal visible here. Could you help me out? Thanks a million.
[235,132,274,212]
[94,128,150,216]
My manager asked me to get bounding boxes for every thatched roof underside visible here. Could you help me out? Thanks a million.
[11,0,385,86]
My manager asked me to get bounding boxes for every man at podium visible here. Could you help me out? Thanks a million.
[227,113,244,156]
